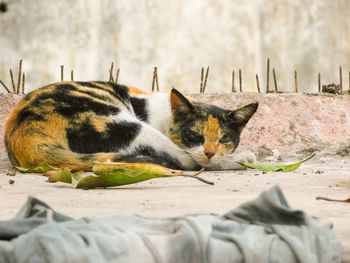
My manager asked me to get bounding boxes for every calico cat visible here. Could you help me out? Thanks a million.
[4,81,258,171]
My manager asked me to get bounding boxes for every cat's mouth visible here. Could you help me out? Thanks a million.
[184,149,219,168]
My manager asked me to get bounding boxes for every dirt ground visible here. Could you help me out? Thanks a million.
[0,153,349,261]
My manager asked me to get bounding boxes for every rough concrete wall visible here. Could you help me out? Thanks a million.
[0,0,349,93]
[1,93,350,156]
[193,93,350,156]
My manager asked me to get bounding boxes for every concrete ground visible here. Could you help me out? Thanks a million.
[1,92,349,261]
[0,154,349,261]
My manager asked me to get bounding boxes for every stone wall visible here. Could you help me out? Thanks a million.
[1,93,349,157]
[0,0,349,93]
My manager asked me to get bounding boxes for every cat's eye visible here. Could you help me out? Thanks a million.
[188,130,204,144]
[219,135,231,144]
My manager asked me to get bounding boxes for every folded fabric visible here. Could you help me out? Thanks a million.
[0,185,341,263]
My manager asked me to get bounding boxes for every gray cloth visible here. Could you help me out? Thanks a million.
[0,186,341,263]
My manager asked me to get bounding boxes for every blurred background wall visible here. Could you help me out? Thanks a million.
[0,0,349,93]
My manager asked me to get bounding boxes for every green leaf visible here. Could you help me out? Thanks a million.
[14,163,57,173]
[47,162,210,189]
[47,168,82,183]
[71,170,162,189]
[238,153,316,172]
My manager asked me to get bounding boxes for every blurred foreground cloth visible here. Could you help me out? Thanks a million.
[0,186,341,263]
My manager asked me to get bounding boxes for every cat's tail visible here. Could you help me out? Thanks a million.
[44,147,119,171]
[7,143,191,171]
[6,142,119,172]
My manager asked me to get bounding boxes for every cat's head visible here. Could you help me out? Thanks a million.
[168,88,258,168]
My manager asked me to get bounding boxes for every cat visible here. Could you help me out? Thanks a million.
[4,81,258,171]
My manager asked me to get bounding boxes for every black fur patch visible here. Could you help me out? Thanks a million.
[75,82,117,98]
[108,83,130,103]
[206,105,227,116]
[116,145,183,170]
[68,85,117,103]
[66,120,141,154]
[130,97,148,122]
[16,108,45,125]
[172,109,206,147]
[91,82,131,107]
[29,87,120,118]
[181,129,204,147]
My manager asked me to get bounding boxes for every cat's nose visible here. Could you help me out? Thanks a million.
[205,151,215,160]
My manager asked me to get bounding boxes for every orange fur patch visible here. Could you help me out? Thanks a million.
[203,115,222,154]
[127,86,149,96]
[170,92,183,110]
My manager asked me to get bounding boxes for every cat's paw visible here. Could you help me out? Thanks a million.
[235,151,256,164]
[206,151,257,170]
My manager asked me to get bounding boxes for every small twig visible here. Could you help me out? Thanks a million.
[318,73,321,93]
[200,67,204,93]
[17,59,22,94]
[71,70,74,81]
[273,68,278,92]
[0,79,11,93]
[202,66,209,93]
[239,69,242,92]
[231,70,236,93]
[115,68,120,84]
[60,65,64,82]
[109,62,114,82]
[175,169,213,185]
[266,58,270,93]
[316,196,350,203]
[21,72,25,94]
[179,174,214,185]
[255,74,261,93]
[294,70,298,93]
[9,69,16,93]
[339,66,343,94]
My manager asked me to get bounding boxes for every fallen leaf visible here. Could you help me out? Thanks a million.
[46,168,82,184]
[15,163,57,173]
[18,162,213,189]
[237,153,316,172]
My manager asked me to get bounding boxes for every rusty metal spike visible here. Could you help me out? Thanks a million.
[0,79,11,93]
[255,74,261,93]
[239,69,242,92]
[294,70,298,93]
[60,65,64,82]
[202,66,209,93]
[21,72,25,94]
[339,66,343,94]
[231,70,236,93]
[272,68,278,92]
[17,59,22,94]
[266,58,270,93]
[9,69,16,92]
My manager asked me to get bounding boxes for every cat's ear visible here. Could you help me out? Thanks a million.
[227,102,258,129]
[170,88,194,113]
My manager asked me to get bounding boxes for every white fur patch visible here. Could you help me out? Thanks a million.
[109,109,196,169]
[145,93,172,134]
